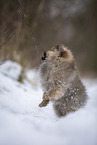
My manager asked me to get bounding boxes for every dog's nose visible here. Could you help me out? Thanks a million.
[44,51,46,57]
[41,51,47,60]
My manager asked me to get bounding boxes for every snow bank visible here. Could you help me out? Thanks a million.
[0,60,22,80]
[0,61,97,145]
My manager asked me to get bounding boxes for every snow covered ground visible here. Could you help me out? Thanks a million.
[0,60,97,145]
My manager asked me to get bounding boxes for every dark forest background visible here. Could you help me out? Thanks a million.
[0,0,97,77]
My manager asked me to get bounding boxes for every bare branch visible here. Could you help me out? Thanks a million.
[31,0,45,32]
[3,13,17,33]
[0,33,14,49]
[18,0,33,38]
[18,0,41,65]
[0,11,18,49]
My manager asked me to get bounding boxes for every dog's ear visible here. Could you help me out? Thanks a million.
[59,46,74,62]
[59,48,69,58]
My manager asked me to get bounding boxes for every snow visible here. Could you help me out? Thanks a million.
[0,60,22,80]
[0,60,97,145]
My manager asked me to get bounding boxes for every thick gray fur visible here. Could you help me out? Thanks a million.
[39,45,87,117]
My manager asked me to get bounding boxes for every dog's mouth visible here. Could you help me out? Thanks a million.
[41,51,47,61]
